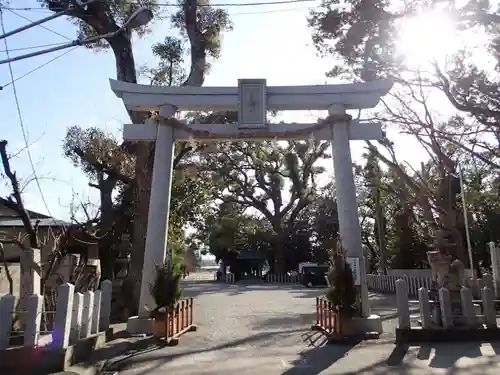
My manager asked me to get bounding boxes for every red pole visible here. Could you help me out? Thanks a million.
[189,298,194,326]
[180,300,185,330]
[170,310,175,337]
[328,302,333,333]
[164,310,169,338]
[316,297,320,325]
[322,299,327,328]
[176,304,180,333]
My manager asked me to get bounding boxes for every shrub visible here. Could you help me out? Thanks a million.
[325,253,358,318]
[149,262,182,319]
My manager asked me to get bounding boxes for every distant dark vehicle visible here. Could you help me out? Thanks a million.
[301,265,329,287]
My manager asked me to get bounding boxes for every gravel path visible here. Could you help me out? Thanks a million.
[111,274,415,375]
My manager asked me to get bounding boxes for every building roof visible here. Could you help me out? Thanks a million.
[0,197,70,228]
[0,217,69,228]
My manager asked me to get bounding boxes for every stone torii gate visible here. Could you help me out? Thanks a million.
[110,78,394,334]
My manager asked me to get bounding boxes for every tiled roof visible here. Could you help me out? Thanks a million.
[0,218,69,227]
[0,197,51,219]
[0,197,70,227]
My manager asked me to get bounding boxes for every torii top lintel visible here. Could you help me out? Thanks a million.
[109,78,394,113]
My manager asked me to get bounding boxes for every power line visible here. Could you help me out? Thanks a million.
[0,8,57,222]
[0,41,68,53]
[5,8,72,41]
[5,0,318,11]
[4,3,318,20]
[0,47,77,90]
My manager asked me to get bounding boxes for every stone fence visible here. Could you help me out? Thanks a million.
[395,278,497,331]
[0,280,112,350]
[367,273,500,298]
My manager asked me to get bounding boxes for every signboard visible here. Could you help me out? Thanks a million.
[238,79,267,128]
[346,256,361,286]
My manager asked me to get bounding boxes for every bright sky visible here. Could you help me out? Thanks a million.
[0,0,460,221]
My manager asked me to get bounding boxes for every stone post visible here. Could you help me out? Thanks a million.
[418,287,431,328]
[329,104,370,318]
[489,242,500,294]
[19,247,41,326]
[99,280,112,331]
[438,287,453,329]
[91,290,101,334]
[81,291,94,338]
[481,286,496,328]
[460,286,475,327]
[70,292,83,343]
[129,108,176,334]
[0,294,15,350]
[53,283,74,349]
[395,279,410,329]
[24,294,43,347]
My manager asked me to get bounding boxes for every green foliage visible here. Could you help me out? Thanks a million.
[40,0,159,50]
[170,1,233,59]
[326,254,357,318]
[142,36,187,86]
[148,262,182,317]
[62,126,134,182]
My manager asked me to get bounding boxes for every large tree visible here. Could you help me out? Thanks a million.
[308,1,500,267]
[201,123,330,272]
[53,0,231,311]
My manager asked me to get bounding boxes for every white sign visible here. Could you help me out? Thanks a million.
[346,256,361,286]
[238,79,267,128]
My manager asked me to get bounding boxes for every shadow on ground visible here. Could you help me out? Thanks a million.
[279,331,360,375]
[104,328,309,375]
[180,281,324,299]
[251,313,317,330]
[345,341,500,375]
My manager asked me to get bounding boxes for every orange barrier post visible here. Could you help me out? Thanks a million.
[313,296,341,338]
[164,297,197,345]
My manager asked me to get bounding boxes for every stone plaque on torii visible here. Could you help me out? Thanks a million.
[109,77,393,335]
[238,78,267,128]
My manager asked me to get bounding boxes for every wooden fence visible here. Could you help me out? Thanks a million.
[164,298,196,345]
[311,297,341,337]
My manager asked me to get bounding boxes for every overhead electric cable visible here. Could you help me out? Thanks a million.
[0,47,77,90]
[0,8,58,222]
[0,41,69,53]
[6,0,319,11]
[5,8,72,40]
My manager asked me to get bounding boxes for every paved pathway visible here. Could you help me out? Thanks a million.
[109,274,500,375]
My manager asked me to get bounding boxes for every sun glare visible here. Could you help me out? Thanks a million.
[396,11,458,67]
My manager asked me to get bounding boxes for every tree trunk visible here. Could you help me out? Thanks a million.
[109,33,137,84]
[273,230,288,274]
[373,186,387,274]
[98,179,117,282]
[109,33,153,315]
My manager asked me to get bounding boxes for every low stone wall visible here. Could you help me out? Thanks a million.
[367,273,500,299]
[0,281,112,351]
